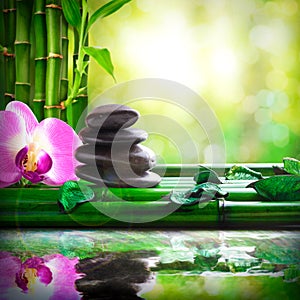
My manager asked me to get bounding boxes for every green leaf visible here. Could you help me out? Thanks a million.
[58,181,94,213]
[168,183,228,209]
[83,46,116,81]
[194,166,221,184]
[87,0,131,32]
[283,157,300,176]
[247,175,300,201]
[225,165,263,180]
[61,0,82,33]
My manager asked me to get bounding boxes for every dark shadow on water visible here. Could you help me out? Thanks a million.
[75,251,156,300]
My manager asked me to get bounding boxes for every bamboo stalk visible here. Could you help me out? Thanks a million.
[222,200,300,228]
[71,12,88,129]
[44,0,62,118]
[0,192,299,228]
[59,12,68,121]
[3,0,16,106]
[33,0,47,121]
[152,163,282,177]
[0,1,4,110]
[14,0,33,104]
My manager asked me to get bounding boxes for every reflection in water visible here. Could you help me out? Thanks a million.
[75,252,155,300]
[0,230,299,299]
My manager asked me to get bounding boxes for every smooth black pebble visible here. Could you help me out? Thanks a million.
[79,127,148,145]
[86,104,140,130]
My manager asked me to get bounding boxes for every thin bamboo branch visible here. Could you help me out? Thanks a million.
[60,12,68,121]
[15,0,33,104]
[3,0,16,106]
[44,0,62,118]
[70,12,88,129]
[33,0,47,121]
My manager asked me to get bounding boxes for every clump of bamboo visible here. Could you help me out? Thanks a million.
[15,0,33,104]
[33,0,47,121]
[2,0,16,107]
[0,1,5,110]
[44,0,62,119]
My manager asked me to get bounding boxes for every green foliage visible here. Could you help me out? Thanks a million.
[61,0,81,33]
[83,46,116,82]
[87,0,131,32]
[226,165,263,180]
[168,182,228,209]
[283,157,300,176]
[193,166,221,184]
[58,181,94,213]
[61,0,132,126]
[247,175,300,201]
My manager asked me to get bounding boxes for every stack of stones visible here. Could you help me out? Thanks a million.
[75,104,161,188]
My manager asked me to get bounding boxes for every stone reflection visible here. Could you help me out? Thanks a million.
[75,251,156,300]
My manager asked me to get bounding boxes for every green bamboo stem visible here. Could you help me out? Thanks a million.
[222,200,300,227]
[33,0,47,121]
[64,1,88,126]
[14,0,33,104]
[44,0,62,118]
[70,12,88,129]
[152,163,283,177]
[59,12,68,121]
[0,191,299,228]
[3,0,16,106]
[0,1,5,110]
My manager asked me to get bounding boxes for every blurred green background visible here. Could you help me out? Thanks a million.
[88,0,300,163]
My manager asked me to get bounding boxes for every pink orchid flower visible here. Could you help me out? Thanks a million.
[0,101,82,187]
[0,252,82,300]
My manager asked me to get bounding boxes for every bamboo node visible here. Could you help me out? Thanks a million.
[4,93,15,99]
[3,8,16,13]
[45,4,62,10]
[33,99,46,103]
[3,48,15,57]
[35,57,48,61]
[15,82,31,87]
[60,101,66,110]
[44,105,63,110]
[34,11,46,15]
[48,53,63,59]
[15,40,30,45]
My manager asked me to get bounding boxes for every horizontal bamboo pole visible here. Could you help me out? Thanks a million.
[1,187,299,228]
[152,163,282,177]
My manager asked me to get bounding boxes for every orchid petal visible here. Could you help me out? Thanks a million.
[36,149,53,174]
[36,265,53,285]
[23,171,44,183]
[6,101,38,136]
[0,111,26,186]
[32,118,82,186]
[0,252,22,290]
[44,254,82,300]
[15,145,28,169]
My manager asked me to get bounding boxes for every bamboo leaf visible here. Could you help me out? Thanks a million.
[194,166,221,184]
[83,46,116,81]
[87,0,131,32]
[58,181,94,213]
[225,165,263,180]
[61,0,81,33]
[283,157,300,176]
[247,175,300,201]
[167,183,228,209]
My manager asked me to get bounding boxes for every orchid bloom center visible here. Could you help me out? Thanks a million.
[23,143,40,172]
[23,267,38,290]
[15,143,53,183]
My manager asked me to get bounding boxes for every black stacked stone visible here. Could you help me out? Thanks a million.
[75,104,161,188]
